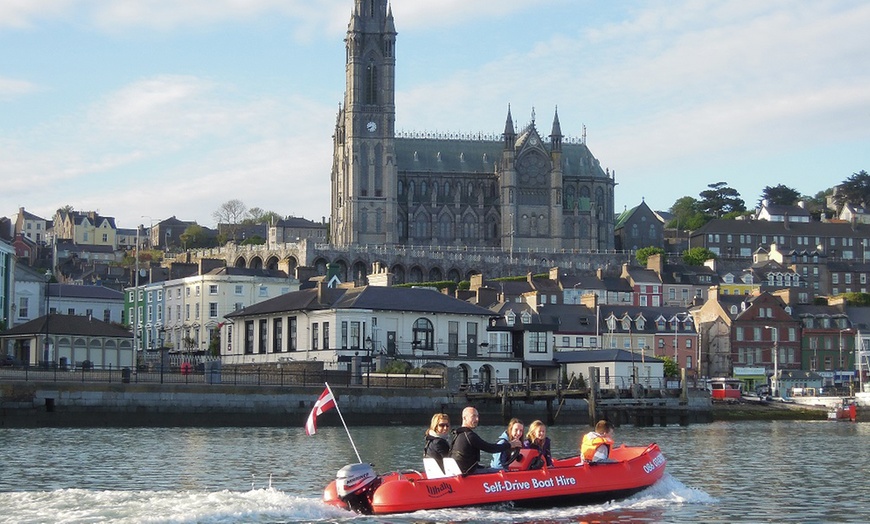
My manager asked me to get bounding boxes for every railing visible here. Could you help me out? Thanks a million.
[0,365,446,389]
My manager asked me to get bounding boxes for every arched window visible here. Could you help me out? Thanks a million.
[413,318,434,350]
[365,62,378,105]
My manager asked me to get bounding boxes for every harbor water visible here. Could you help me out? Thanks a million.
[0,420,867,523]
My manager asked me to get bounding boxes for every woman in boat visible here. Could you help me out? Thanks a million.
[523,420,554,467]
[423,413,451,470]
[489,418,524,469]
[581,419,615,463]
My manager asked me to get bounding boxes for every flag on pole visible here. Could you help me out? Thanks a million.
[305,387,336,435]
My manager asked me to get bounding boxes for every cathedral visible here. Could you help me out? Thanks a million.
[330,0,615,252]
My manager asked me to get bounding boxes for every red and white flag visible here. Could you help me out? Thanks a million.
[305,387,336,436]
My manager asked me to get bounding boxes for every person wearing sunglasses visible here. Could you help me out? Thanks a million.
[423,413,452,470]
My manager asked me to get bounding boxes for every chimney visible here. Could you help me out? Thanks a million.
[580,292,598,309]
[647,253,665,275]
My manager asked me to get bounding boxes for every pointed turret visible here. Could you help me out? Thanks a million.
[550,107,563,151]
[503,104,516,149]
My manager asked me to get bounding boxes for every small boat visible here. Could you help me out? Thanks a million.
[828,398,857,422]
[323,444,666,515]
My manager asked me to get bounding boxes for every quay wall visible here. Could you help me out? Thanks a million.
[0,382,712,428]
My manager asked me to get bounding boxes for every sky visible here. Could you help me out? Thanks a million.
[2,0,869,231]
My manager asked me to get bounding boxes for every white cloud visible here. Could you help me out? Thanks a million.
[0,77,40,99]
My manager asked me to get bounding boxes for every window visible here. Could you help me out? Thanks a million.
[235,285,244,295]
[259,319,267,354]
[312,323,319,350]
[529,332,547,353]
[589,337,597,348]
[561,336,570,347]
[413,318,434,350]
[209,285,218,295]
[323,322,330,350]
[289,317,297,350]
[686,338,692,348]
[17,297,28,318]
[273,318,283,353]
[259,286,268,298]
[576,336,583,347]
[209,302,218,318]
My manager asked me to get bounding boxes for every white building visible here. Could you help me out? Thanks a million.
[222,282,538,387]
[48,283,124,323]
[160,267,298,354]
[555,349,665,390]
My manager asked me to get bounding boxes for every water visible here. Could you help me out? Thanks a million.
[0,421,867,523]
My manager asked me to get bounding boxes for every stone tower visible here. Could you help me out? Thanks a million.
[331,0,398,247]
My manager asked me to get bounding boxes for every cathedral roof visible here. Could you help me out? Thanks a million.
[394,137,609,179]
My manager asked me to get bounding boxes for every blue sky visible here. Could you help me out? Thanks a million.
[2,0,868,230]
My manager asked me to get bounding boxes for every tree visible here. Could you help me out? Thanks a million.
[636,246,665,265]
[179,224,211,249]
[698,182,745,218]
[833,170,870,210]
[759,184,801,207]
[683,247,716,266]
[666,196,709,230]
[213,199,248,242]
[244,208,283,225]
[659,355,679,378]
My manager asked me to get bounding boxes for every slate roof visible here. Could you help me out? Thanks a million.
[226,285,497,319]
[1,314,131,338]
[394,135,608,179]
[49,283,123,300]
[692,218,864,236]
[204,267,289,279]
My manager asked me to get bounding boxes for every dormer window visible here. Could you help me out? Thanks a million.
[621,316,631,331]
[505,311,516,325]
[730,305,739,315]
[521,311,532,324]
[606,316,617,331]
[636,317,645,330]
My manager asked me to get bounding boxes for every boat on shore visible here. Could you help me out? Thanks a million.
[323,444,666,515]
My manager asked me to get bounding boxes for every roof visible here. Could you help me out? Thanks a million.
[49,283,123,300]
[554,349,663,364]
[204,267,289,279]
[1,314,131,338]
[226,285,497,319]
[394,136,608,180]
[692,218,863,237]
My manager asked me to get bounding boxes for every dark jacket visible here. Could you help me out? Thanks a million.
[450,426,511,474]
[424,433,450,469]
[523,436,554,467]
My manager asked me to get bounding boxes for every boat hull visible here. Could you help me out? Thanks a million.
[323,443,666,515]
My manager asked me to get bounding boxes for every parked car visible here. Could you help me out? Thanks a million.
[0,355,15,366]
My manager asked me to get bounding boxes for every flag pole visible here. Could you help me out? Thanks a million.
[325,382,362,463]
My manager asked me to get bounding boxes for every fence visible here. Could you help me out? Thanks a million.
[0,364,446,389]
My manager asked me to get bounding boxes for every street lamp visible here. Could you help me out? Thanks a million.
[365,335,373,387]
[43,270,52,367]
[765,325,778,397]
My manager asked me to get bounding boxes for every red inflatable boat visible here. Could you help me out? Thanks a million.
[323,443,666,515]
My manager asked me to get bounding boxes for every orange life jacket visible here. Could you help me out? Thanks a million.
[581,432,613,462]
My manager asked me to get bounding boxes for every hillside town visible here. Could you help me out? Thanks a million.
[0,1,867,403]
[2,189,870,400]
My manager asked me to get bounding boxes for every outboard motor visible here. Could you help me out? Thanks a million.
[335,463,380,514]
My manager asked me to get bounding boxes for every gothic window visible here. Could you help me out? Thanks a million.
[415,213,430,238]
[397,180,404,196]
[421,181,427,197]
[462,215,477,239]
[517,152,548,186]
[595,187,605,214]
[467,182,474,197]
[408,181,415,203]
[649,224,656,238]
[365,62,378,105]
[439,215,453,239]
[360,209,368,233]
[580,186,591,198]
[631,224,639,238]
[376,209,383,233]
